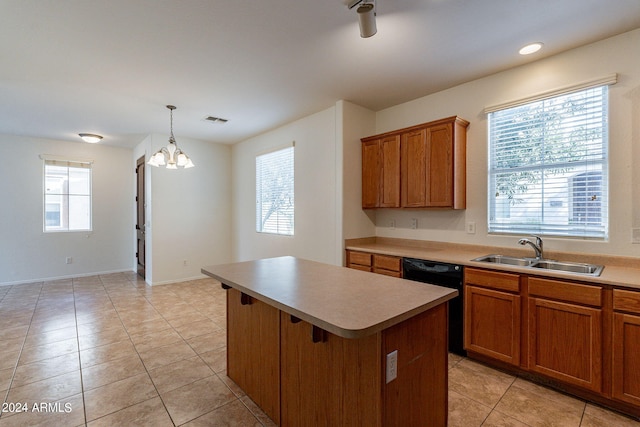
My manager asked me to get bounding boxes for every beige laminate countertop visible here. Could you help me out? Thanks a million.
[201,256,457,339]
[345,238,640,290]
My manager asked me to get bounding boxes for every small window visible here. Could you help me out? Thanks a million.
[256,145,294,235]
[488,85,609,239]
[43,158,92,232]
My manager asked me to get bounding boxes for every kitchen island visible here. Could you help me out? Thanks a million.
[202,256,457,426]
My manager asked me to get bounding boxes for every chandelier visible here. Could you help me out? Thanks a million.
[148,105,194,169]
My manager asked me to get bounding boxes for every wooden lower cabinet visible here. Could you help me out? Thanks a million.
[527,277,603,393]
[346,250,402,277]
[612,289,640,406]
[464,268,521,366]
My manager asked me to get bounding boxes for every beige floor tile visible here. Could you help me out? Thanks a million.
[0,392,84,427]
[166,311,210,328]
[123,317,172,336]
[17,338,78,366]
[86,396,173,427]
[84,372,158,421]
[580,403,640,426]
[149,355,215,394]
[0,367,13,394]
[0,325,29,341]
[494,378,585,426]
[448,358,516,407]
[27,316,76,334]
[240,395,278,427]
[182,399,263,426]
[79,339,137,368]
[130,327,184,353]
[482,410,530,427]
[0,348,20,371]
[6,370,82,404]
[173,319,222,340]
[448,389,492,427]
[12,352,80,387]
[448,352,464,370]
[160,375,237,425]
[199,346,227,373]
[138,340,197,370]
[186,330,226,354]
[0,337,25,354]
[78,325,130,350]
[81,353,146,390]
[23,326,78,349]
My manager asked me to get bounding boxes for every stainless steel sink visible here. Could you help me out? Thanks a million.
[472,255,604,276]
[530,260,604,276]
[472,255,536,267]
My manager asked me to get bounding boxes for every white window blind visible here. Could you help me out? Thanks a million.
[488,85,609,239]
[256,145,294,235]
[43,158,92,232]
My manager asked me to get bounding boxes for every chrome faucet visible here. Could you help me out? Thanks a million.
[518,235,544,260]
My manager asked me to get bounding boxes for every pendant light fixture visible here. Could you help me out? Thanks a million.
[148,105,194,169]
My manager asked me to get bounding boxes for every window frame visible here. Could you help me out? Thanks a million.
[42,156,93,233]
[486,82,611,239]
[255,143,295,236]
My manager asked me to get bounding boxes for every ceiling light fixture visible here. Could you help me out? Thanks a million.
[347,0,377,38]
[519,42,543,55]
[78,133,103,143]
[148,105,194,169]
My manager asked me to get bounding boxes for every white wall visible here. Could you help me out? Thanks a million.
[372,29,640,258]
[232,107,339,264]
[0,135,134,284]
[141,134,232,285]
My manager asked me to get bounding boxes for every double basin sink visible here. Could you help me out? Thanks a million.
[472,254,604,277]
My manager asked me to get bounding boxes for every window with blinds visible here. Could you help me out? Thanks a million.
[256,145,294,235]
[488,85,609,239]
[43,158,92,232]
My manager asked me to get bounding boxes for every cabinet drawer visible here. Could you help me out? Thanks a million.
[373,254,401,272]
[613,289,640,314]
[348,251,372,267]
[528,277,602,307]
[465,268,520,293]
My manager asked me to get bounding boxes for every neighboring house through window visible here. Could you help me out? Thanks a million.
[43,157,92,232]
[487,80,612,239]
[256,144,294,235]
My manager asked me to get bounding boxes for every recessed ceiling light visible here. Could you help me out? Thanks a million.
[78,133,103,143]
[519,42,543,55]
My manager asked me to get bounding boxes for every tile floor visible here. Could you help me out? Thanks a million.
[0,273,637,426]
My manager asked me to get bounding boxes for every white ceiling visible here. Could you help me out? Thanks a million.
[1,0,639,148]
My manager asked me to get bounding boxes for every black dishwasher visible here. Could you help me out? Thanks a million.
[403,258,465,356]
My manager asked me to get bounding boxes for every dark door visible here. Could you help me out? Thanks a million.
[136,156,146,278]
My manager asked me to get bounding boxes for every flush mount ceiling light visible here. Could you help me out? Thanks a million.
[78,133,103,143]
[148,105,194,169]
[519,42,543,55]
[347,0,377,38]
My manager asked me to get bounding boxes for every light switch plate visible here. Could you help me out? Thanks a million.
[466,221,476,234]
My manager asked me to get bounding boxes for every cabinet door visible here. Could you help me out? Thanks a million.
[362,139,381,208]
[464,285,521,365]
[401,128,428,207]
[227,289,281,424]
[612,312,640,405]
[426,123,453,207]
[379,135,401,207]
[528,297,602,392]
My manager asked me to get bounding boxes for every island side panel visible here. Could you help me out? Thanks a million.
[382,302,448,427]
[227,288,281,424]
[280,313,382,427]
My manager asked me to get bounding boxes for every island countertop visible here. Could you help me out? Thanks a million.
[201,256,457,339]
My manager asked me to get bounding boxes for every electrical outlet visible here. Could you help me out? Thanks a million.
[65,257,72,264]
[386,350,398,383]
[411,218,418,229]
[466,221,476,234]
[183,260,188,267]
[389,219,396,229]
[632,228,640,244]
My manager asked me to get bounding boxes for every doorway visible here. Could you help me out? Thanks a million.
[136,156,146,278]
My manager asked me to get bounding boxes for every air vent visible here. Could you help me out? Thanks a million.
[205,116,228,124]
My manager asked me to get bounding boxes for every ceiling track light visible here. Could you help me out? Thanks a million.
[148,105,194,170]
[347,0,377,38]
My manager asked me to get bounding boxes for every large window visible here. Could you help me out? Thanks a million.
[43,158,92,232]
[488,84,609,239]
[256,145,294,235]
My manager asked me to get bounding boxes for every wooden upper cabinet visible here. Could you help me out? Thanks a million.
[361,136,401,208]
[361,116,469,210]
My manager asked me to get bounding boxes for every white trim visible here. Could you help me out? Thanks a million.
[255,140,295,157]
[484,73,618,114]
[0,269,135,287]
[39,154,94,164]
